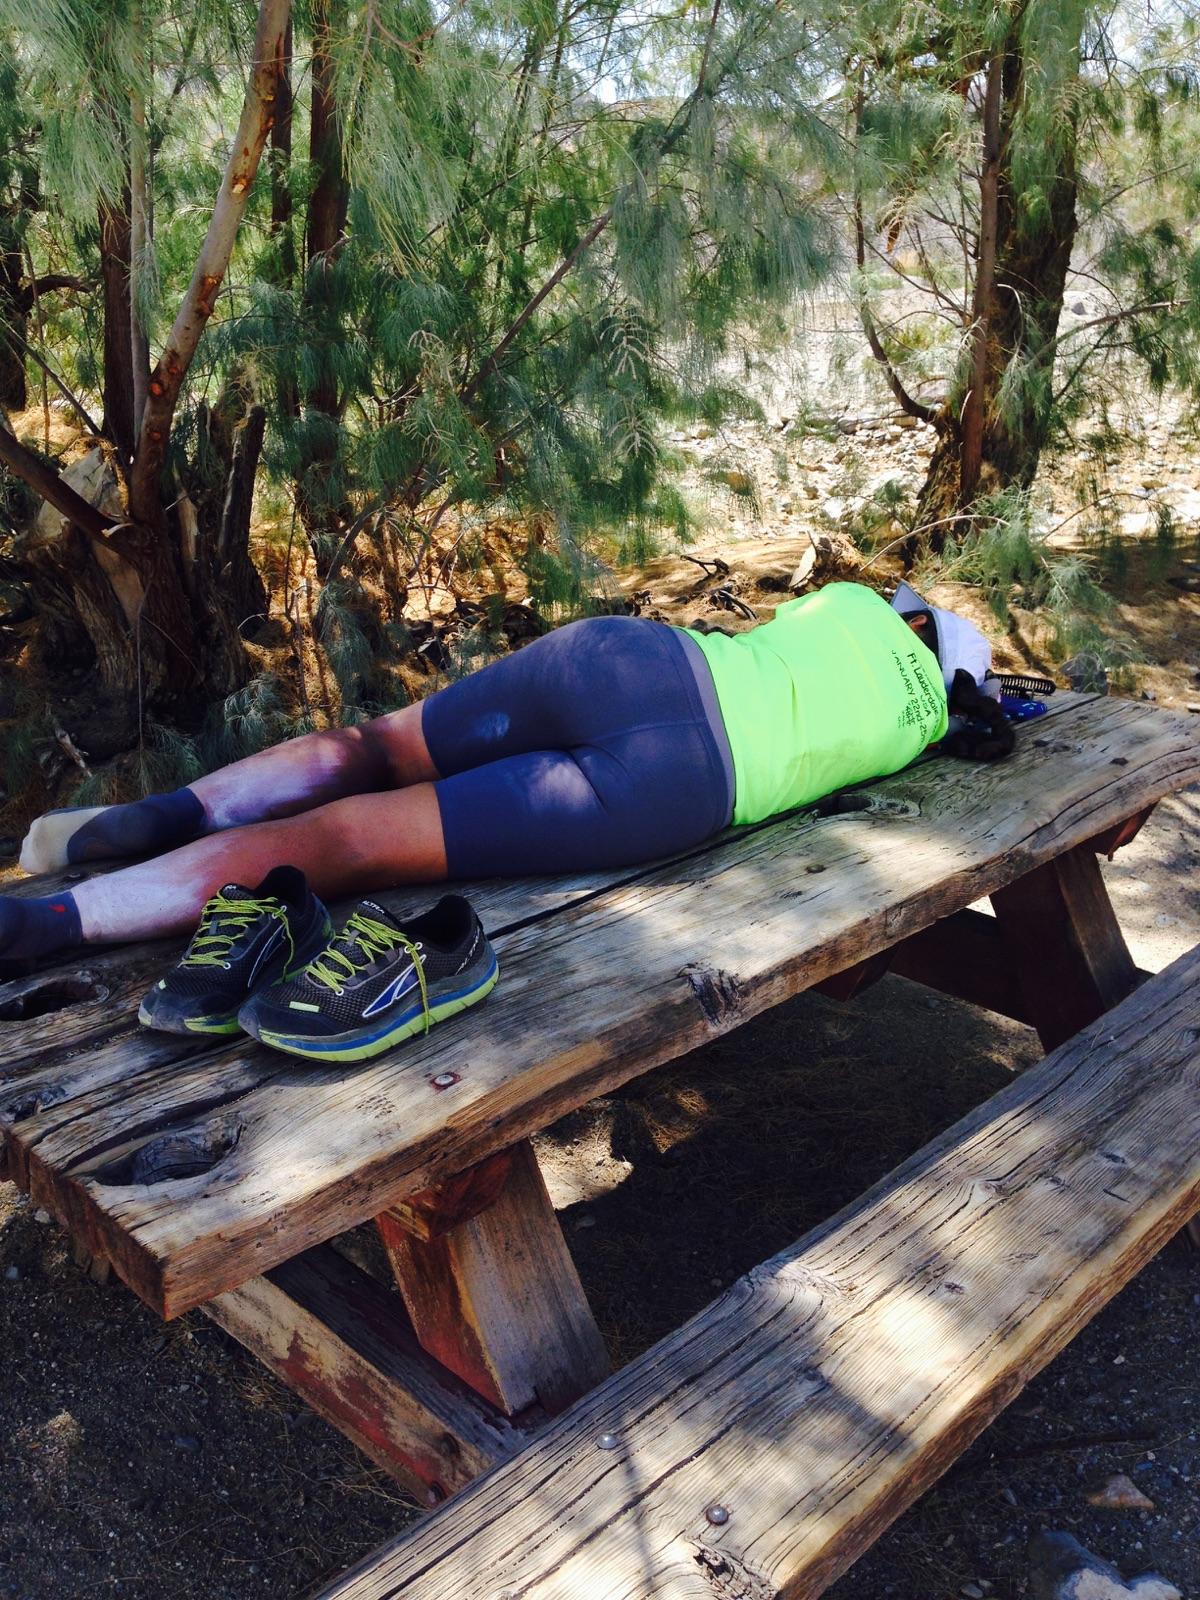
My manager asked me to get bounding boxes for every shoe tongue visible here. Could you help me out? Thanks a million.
[357,899,403,932]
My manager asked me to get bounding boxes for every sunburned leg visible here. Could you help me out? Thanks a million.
[0,784,447,959]
[18,702,437,874]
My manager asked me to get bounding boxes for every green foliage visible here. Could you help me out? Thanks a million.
[839,0,1200,517]
[928,486,1140,677]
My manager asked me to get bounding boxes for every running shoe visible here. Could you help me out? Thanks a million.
[138,865,333,1036]
[238,894,498,1062]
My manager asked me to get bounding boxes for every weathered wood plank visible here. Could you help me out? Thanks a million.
[203,1243,527,1503]
[991,843,1139,1049]
[9,697,1199,1318]
[376,1141,609,1416]
[314,943,1200,1600]
[380,1151,516,1243]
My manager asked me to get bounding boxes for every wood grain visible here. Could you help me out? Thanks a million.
[204,1243,526,1502]
[992,845,1139,1049]
[5,696,1198,1318]
[376,1141,609,1415]
[313,942,1200,1600]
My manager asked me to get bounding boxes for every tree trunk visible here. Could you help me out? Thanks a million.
[913,12,1081,551]
[297,0,349,568]
[305,0,348,282]
[129,0,291,525]
[99,191,137,466]
[129,79,151,447]
[0,224,27,411]
[270,15,296,286]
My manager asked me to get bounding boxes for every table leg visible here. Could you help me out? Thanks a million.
[376,1140,610,1417]
[991,843,1139,1051]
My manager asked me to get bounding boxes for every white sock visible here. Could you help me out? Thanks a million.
[19,806,112,875]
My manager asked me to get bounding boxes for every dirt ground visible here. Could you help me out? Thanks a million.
[2,781,1198,1600]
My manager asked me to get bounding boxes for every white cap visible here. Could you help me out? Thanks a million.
[890,581,994,693]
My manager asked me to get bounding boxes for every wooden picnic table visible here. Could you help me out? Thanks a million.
[2,690,1198,1510]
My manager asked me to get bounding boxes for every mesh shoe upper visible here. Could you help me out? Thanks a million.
[248,897,483,1038]
[148,867,327,1017]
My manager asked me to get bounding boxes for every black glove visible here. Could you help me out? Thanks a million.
[941,668,1015,762]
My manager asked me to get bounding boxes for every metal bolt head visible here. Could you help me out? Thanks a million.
[597,1432,620,1451]
[431,1071,459,1090]
[705,1503,730,1526]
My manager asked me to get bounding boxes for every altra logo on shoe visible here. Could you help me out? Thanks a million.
[247,923,284,987]
[362,966,420,1019]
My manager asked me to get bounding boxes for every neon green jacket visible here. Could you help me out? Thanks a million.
[682,582,948,825]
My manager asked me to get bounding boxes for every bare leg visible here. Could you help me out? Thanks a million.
[19,703,438,873]
[72,785,447,944]
[191,703,437,827]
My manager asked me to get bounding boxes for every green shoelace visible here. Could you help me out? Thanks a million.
[183,894,291,970]
[305,910,431,1031]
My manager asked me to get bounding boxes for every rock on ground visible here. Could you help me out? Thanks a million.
[1027,1531,1181,1600]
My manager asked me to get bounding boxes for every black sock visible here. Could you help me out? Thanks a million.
[67,787,207,865]
[0,892,83,963]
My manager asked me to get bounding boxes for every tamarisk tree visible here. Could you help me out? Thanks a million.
[839,0,1200,552]
[0,0,288,721]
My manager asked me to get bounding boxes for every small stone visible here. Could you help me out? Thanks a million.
[1087,1472,1155,1511]
[3,1264,19,1281]
[597,1433,619,1451]
[33,1209,50,1225]
[172,1434,201,1453]
[575,1215,596,1229]
[705,1503,730,1525]
[1185,703,1200,714]
[1027,1530,1181,1600]
[963,1584,986,1598]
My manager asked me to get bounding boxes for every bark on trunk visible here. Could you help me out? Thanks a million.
[912,14,1081,553]
[269,16,296,286]
[304,0,349,423]
[297,0,349,566]
[0,226,27,411]
[129,83,151,447]
[99,192,137,466]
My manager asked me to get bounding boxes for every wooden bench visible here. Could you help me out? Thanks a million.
[314,940,1200,1600]
[1,690,1198,1523]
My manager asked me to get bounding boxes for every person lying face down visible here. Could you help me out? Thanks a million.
[4,579,1009,968]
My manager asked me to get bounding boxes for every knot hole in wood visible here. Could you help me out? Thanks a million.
[815,791,920,820]
[97,1118,243,1187]
[0,973,109,1022]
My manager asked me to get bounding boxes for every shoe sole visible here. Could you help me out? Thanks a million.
[248,954,499,1063]
[137,913,334,1038]
[136,1002,243,1036]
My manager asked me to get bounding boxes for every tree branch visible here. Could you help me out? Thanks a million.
[460,0,725,405]
[3,324,105,438]
[851,70,938,426]
[0,421,115,542]
[129,0,291,523]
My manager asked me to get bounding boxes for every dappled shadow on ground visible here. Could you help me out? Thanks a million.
[543,975,1037,1364]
